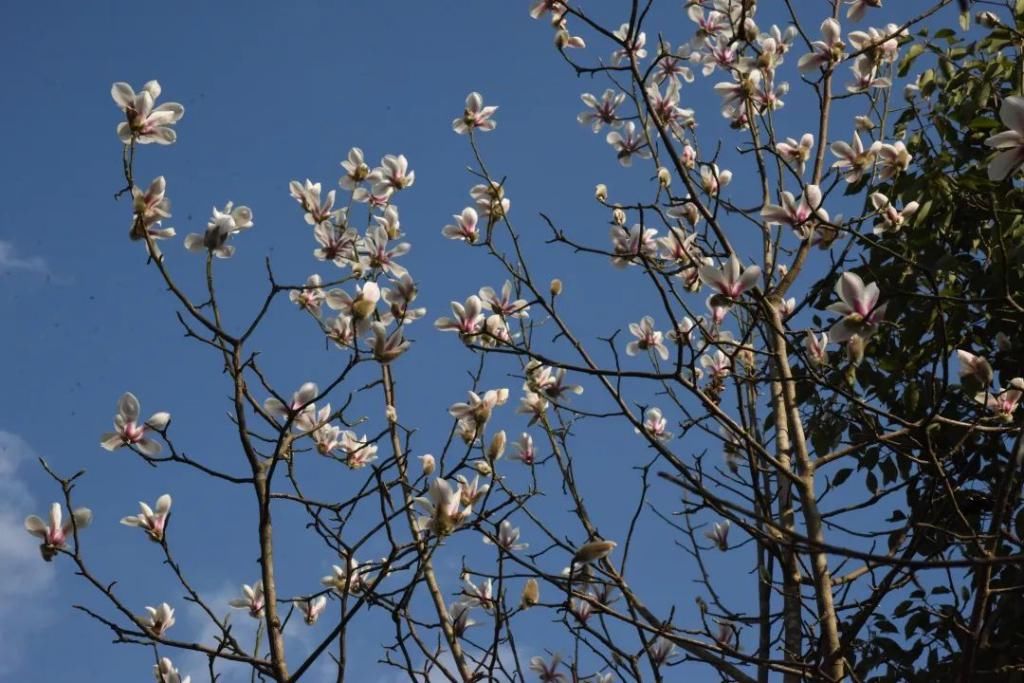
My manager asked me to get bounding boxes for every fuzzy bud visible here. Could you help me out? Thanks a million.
[520,578,540,608]
[976,11,1001,28]
[487,430,507,463]
[846,334,866,367]
[419,454,436,475]
[550,278,563,297]
[572,539,617,565]
[473,459,493,476]
[595,183,608,202]
[657,166,671,187]
[612,207,627,226]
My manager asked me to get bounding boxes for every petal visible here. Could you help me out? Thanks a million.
[155,494,172,515]
[146,412,171,430]
[24,515,48,538]
[119,392,141,422]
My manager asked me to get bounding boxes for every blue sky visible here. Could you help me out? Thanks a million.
[0,1,967,681]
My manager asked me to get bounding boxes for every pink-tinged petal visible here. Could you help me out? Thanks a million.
[836,272,865,308]
[988,148,1024,181]
[738,264,762,291]
[119,392,141,422]
[100,432,123,450]
[24,515,48,539]
[1000,96,1024,134]
[49,502,62,531]
[155,494,172,516]
[111,82,136,109]
[828,318,858,343]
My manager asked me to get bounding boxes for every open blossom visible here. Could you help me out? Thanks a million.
[100,392,170,456]
[381,274,426,324]
[264,382,318,422]
[526,363,583,401]
[668,316,700,346]
[142,602,175,638]
[704,520,731,551]
[471,180,511,220]
[654,40,695,84]
[846,55,891,93]
[776,134,816,174]
[517,391,550,425]
[314,221,358,267]
[831,131,880,183]
[362,224,410,278]
[25,503,92,561]
[870,193,919,234]
[326,281,381,331]
[699,255,761,301]
[848,24,904,64]
[484,519,528,552]
[435,295,485,339]
[369,154,414,196]
[626,316,669,360]
[530,654,568,683]
[322,556,374,594]
[184,202,254,259]
[414,478,474,536]
[294,596,327,625]
[606,121,650,166]
[340,430,379,469]
[611,22,646,64]
[461,575,495,613]
[761,185,829,238]
[700,349,732,379]
[229,582,265,618]
[290,274,325,314]
[453,92,498,134]
[120,494,172,542]
[699,164,732,196]
[985,96,1024,181]
[449,600,477,637]
[610,223,658,267]
[805,331,830,367]
[846,0,882,21]
[369,322,410,364]
[638,406,672,441]
[647,79,695,129]
[511,432,535,465]
[442,207,480,243]
[876,141,911,179]
[130,176,176,247]
[339,147,370,190]
[578,89,625,132]
[154,657,190,683]
[479,280,529,318]
[648,637,677,666]
[826,272,887,342]
[798,19,844,72]
[957,350,994,387]
[449,388,509,425]
[289,179,338,226]
[111,80,184,145]
[975,380,1024,420]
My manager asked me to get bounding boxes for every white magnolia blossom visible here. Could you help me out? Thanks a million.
[578,89,625,132]
[479,280,529,318]
[870,193,919,234]
[511,432,536,465]
[845,0,882,22]
[442,207,481,243]
[449,600,477,637]
[610,223,658,267]
[295,596,327,625]
[876,141,911,179]
[100,392,170,456]
[798,19,844,72]
[517,390,550,425]
[761,185,829,239]
[326,281,381,331]
[606,121,651,166]
[453,92,498,134]
[704,520,731,551]
[322,556,375,594]
[184,202,254,259]
[529,653,568,683]
[471,181,511,220]
[626,316,669,360]
[611,22,647,65]
[142,602,175,637]
[290,274,326,315]
[339,430,379,469]
[435,295,485,339]
[368,154,415,196]
[228,581,265,618]
[24,503,93,561]
[638,406,673,441]
[648,636,677,667]
[985,96,1024,181]
[846,56,891,93]
[362,224,410,278]
[654,41,696,84]
[526,363,584,401]
[805,331,830,367]
[414,478,474,536]
[699,163,732,196]
[369,322,410,364]
[264,382,319,422]
[449,389,509,425]
[484,519,528,551]
[975,380,1023,420]
[130,176,176,250]
[461,575,495,613]
[831,131,880,184]
[154,656,190,683]
[698,255,761,301]
[776,133,816,174]
[827,272,888,342]
[111,80,184,145]
[956,349,994,386]
[289,179,338,226]
[314,221,358,267]
[700,349,732,379]
[120,494,172,542]
[339,147,370,190]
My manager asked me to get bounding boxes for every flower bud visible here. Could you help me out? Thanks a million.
[681,144,696,169]
[419,454,436,475]
[612,207,626,226]
[550,278,563,297]
[657,167,671,187]
[854,116,875,132]
[572,539,617,565]
[473,459,493,476]
[976,11,1001,28]
[595,184,608,202]
[520,578,539,608]
[385,404,397,422]
[487,430,507,463]
[846,334,866,367]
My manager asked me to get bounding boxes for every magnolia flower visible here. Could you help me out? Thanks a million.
[654,41,695,84]
[699,164,732,196]
[847,24,904,64]
[100,392,170,456]
[290,274,326,315]
[606,121,650,167]
[453,92,498,134]
[294,596,327,625]
[111,81,184,145]
[449,600,477,637]
[313,221,357,267]
[340,430,378,469]
[570,597,593,622]
[25,503,92,561]
[699,255,761,301]
[368,154,415,196]
[826,272,887,342]
[471,181,511,220]
[121,494,172,542]
[985,96,1024,181]
[957,350,994,387]
[442,207,480,243]
[975,381,1023,420]
[380,274,425,324]
[511,432,535,465]
[716,619,740,646]
[526,363,583,401]
[846,55,891,93]
[322,557,373,594]
[876,141,911,180]
[647,79,695,129]
[831,132,880,184]
[154,657,190,683]
[461,575,495,612]
[761,185,829,238]
[339,147,370,190]
[626,316,669,360]
[326,281,381,331]
[805,331,830,367]
[704,521,731,550]
[327,315,355,349]
[638,406,672,441]
[362,224,410,278]
[776,134,816,174]
[435,296,485,339]
[530,654,568,683]
[449,388,509,426]
[143,602,175,637]
[289,179,338,226]
[484,519,528,552]
[264,382,318,422]
[610,223,659,267]
[130,176,176,248]
[414,478,473,536]
[479,280,529,318]
[668,316,700,345]
[611,22,647,64]
[228,581,265,618]
[369,322,410,364]
[184,202,254,259]
[455,474,489,508]
[578,89,625,132]
[846,0,882,21]
[554,17,586,49]
[700,349,732,379]
[648,636,677,666]
[870,193,919,234]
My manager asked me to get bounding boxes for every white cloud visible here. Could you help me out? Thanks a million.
[0,240,48,276]
[0,431,57,675]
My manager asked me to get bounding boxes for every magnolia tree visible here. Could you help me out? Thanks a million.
[27,0,1024,681]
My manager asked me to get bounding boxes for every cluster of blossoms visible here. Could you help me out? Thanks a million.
[957,350,1023,421]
